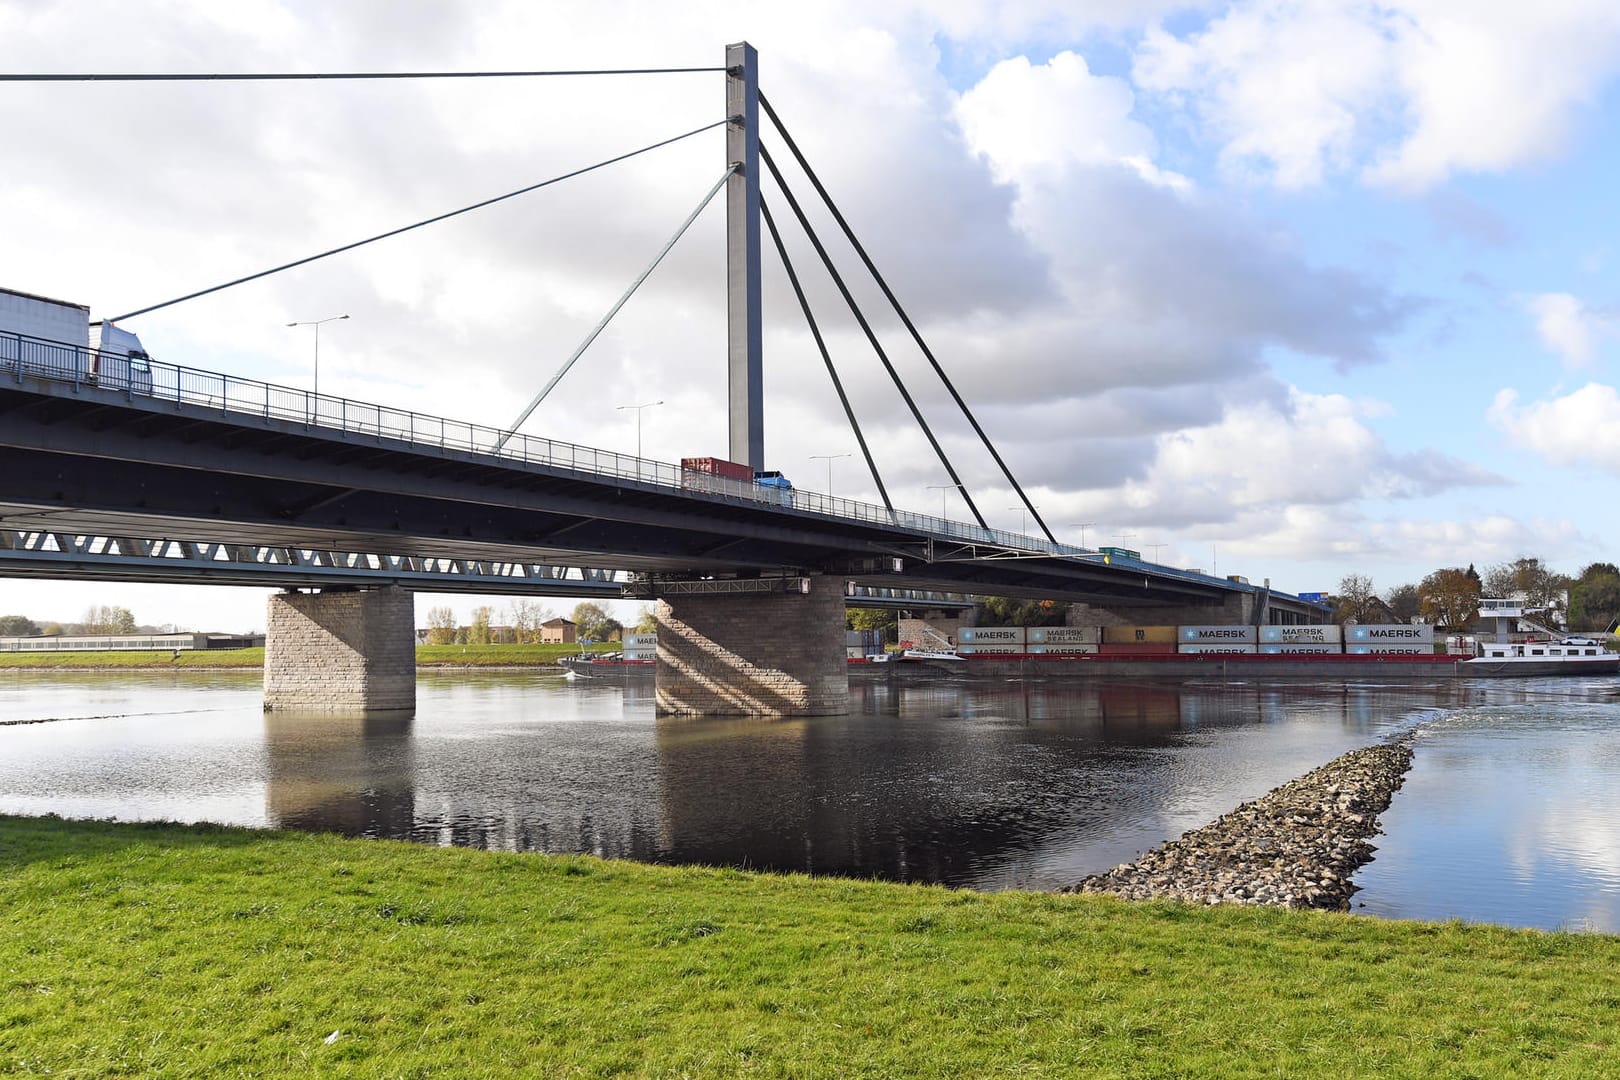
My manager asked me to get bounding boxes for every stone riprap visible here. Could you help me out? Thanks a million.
[1070,741,1414,911]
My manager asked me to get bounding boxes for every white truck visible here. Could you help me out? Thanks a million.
[0,285,154,393]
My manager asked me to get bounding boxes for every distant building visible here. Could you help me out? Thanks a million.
[0,632,263,652]
[539,617,577,644]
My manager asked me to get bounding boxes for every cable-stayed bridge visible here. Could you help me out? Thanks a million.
[0,43,1326,715]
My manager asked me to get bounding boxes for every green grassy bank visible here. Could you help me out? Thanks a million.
[0,642,620,670]
[2,815,1615,1077]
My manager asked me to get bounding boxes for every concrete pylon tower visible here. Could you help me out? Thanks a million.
[726,41,763,472]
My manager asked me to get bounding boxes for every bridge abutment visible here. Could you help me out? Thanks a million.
[654,575,848,716]
[263,586,415,713]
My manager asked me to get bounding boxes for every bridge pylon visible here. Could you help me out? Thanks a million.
[726,40,763,472]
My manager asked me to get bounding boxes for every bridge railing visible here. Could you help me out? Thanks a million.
[5,330,1263,584]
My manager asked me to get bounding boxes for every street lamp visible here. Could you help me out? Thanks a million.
[1147,542,1168,563]
[1069,522,1096,549]
[1007,504,1040,535]
[925,483,965,518]
[615,400,663,459]
[286,314,349,417]
[810,452,850,496]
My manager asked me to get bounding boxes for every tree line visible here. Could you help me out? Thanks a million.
[0,605,171,638]
[421,600,627,646]
[1334,557,1620,631]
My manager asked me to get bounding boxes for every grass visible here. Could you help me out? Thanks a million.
[2,815,1617,1077]
[0,642,620,670]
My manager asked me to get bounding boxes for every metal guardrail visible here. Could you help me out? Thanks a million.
[1,329,1284,598]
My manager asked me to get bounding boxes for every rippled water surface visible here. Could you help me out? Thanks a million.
[2,669,1616,926]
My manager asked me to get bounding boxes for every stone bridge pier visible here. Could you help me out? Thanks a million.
[263,586,416,712]
[654,574,849,716]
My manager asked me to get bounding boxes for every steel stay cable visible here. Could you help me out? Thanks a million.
[110,117,731,322]
[497,164,738,448]
[759,92,1056,545]
[3,68,725,82]
[759,141,988,531]
[759,197,894,515]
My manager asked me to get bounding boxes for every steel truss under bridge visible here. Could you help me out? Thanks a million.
[0,531,979,610]
[0,531,624,597]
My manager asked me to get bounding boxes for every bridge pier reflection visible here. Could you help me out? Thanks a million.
[654,574,849,716]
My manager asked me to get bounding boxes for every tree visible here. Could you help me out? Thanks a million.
[0,614,39,636]
[571,602,614,642]
[469,606,493,646]
[847,607,897,640]
[1385,583,1421,624]
[40,623,63,637]
[1420,567,1481,630]
[1569,564,1620,631]
[1334,574,1379,624]
[426,605,457,645]
[633,605,659,635]
[81,605,136,634]
[1483,557,1566,606]
[976,596,1068,627]
[506,599,552,644]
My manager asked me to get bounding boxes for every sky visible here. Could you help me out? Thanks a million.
[3,0,1620,633]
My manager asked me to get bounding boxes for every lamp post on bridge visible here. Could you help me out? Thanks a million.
[616,400,664,460]
[926,483,965,519]
[1069,522,1096,549]
[810,452,850,497]
[286,314,348,423]
[1008,505,1040,536]
[1147,543,1168,564]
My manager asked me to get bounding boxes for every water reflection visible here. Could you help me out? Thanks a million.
[264,711,416,837]
[2,670,1618,926]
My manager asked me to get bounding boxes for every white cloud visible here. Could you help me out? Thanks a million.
[1134,1,1620,191]
[1525,292,1613,368]
[1489,383,1620,473]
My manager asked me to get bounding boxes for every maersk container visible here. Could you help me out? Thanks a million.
[1260,625,1342,644]
[959,626,1027,644]
[1346,644,1431,655]
[1027,626,1100,644]
[1346,624,1433,644]
[624,633,657,648]
[1029,644,1097,655]
[1178,625,1257,643]
[1260,643,1342,654]
[1102,625,1177,645]
[957,643,1025,655]
[1177,643,1258,654]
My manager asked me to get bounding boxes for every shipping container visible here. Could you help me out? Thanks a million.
[846,647,867,659]
[959,626,1027,644]
[1177,643,1258,654]
[1260,643,1342,654]
[1178,625,1257,643]
[1027,626,1101,644]
[957,643,1026,655]
[1102,625,1178,645]
[1099,546,1141,561]
[1346,644,1432,655]
[1096,642,1179,655]
[1346,624,1434,644]
[680,457,753,481]
[1259,624,1342,644]
[1029,644,1098,655]
[624,633,658,648]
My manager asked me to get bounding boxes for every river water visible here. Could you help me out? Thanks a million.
[1,669,1616,930]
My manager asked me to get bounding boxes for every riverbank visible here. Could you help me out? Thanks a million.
[2,813,1615,1076]
[1074,741,1414,909]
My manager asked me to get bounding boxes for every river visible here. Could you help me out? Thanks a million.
[1,669,1616,930]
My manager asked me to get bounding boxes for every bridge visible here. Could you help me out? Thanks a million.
[0,45,1327,715]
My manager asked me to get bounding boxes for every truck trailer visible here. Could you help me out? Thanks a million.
[0,286,154,393]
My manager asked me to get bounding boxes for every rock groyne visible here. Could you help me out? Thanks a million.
[1070,741,1414,911]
